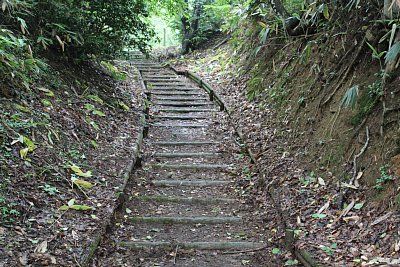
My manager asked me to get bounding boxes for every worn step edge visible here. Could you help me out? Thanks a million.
[150,88,200,91]
[155,102,211,107]
[151,141,217,146]
[159,108,216,113]
[150,123,209,128]
[145,79,184,82]
[155,98,208,101]
[118,241,265,250]
[152,180,230,187]
[149,83,187,86]
[145,92,205,96]
[152,115,209,120]
[130,216,241,224]
[142,76,179,78]
[135,195,235,204]
[154,152,219,158]
[151,164,230,170]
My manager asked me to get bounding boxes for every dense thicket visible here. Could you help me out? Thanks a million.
[0,0,154,92]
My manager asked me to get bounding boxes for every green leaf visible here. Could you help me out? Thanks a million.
[353,202,364,210]
[42,99,52,107]
[20,147,29,159]
[323,4,329,19]
[272,248,281,254]
[60,198,93,211]
[70,165,92,177]
[340,85,359,110]
[86,95,104,105]
[37,87,55,97]
[90,140,98,148]
[311,213,327,219]
[385,42,400,64]
[68,198,75,207]
[118,101,130,111]
[15,104,31,113]
[72,177,94,188]
[84,104,95,111]
[285,259,299,266]
[93,110,106,117]
[70,204,93,211]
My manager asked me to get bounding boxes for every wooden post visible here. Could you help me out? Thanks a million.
[163,28,166,47]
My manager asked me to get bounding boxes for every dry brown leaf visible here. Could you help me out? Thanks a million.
[343,215,360,222]
[339,200,355,219]
[371,212,393,226]
[34,240,48,254]
[18,253,28,266]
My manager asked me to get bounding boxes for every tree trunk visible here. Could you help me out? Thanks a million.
[181,0,203,54]
[267,0,314,36]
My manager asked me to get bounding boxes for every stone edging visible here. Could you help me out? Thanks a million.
[169,65,320,267]
[79,65,146,267]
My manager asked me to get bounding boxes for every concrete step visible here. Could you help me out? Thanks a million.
[151,141,217,146]
[152,115,209,120]
[151,164,230,170]
[152,180,230,187]
[145,91,205,96]
[150,87,199,91]
[118,241,265,251]
[130,216,241,224]
[155,97,209,101]
[159,108,216,113]
[155,102,211,107]
[151,123,209,128]
[154,152,219,158]
[149,83,188,87]
[135,195,235,204]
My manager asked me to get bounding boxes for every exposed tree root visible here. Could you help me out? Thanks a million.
[350,126,370,184]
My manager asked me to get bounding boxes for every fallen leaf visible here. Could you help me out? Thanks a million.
[70,165,92,177]
[18,253,28,265]
[72,178,94,189]
[339,200,355,219]
[353,202,364,210]
[371,212,393,226]
[343,216,360,223]
[34,240,48,254]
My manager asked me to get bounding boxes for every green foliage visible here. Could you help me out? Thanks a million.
[341,85,359,110]
[351,77,383,125]
[101,61,127,81]
[1,0,155,93]
[30,0,155,58]
[374,165,393,190]
[321,243,337,256]
[385,42,400,64]
[0,29,47,89]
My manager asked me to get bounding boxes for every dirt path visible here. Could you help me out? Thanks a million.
[93,55,270,266]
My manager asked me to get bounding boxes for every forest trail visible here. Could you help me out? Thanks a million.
[94,54,268,266]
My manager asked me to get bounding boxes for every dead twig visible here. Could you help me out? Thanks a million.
[350,126,370,184]
[173,244,179,265]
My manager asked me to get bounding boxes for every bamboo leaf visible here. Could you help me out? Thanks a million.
[385,42,400,64]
